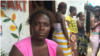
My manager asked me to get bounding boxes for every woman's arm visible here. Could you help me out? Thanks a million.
[61,16,69,41]
[61,16,70,47]
[66,20,69,26]
[9,45,23,56]
[57,46,64,56]
[90,18,100,30]
[77,19,85,29]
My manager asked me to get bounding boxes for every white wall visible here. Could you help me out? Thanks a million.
[1,1,29,55]
[56,0,85,21]
[90,11,94,19]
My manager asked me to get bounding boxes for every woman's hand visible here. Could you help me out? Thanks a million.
[82,17,85,21]
[68,40,71,48]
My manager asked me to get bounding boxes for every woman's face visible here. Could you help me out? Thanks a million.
[31,14,50,40]
[80,13,85,20]
[94,10,100,16]
[62,6,67,14]
[73,9,77,16]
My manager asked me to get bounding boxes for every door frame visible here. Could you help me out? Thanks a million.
[52,1,56,14]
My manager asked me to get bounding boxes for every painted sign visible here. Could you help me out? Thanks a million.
[0,0,29,55]
[1,1,27,12]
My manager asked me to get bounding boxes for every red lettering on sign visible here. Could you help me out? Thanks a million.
[1,1,6,8]
[15,1,22,11]
[1,1,27,12]
[21,1,26,12]
[8,1,15,9]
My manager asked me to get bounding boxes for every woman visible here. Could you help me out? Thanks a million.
[52,2,72,56]
[66,6,78,56]
[77,12,88,56]
[9,8,64,56]
[90,6,100,56]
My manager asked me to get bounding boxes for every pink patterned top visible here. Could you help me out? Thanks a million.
[92,21,100,35]
[14,36,58,56]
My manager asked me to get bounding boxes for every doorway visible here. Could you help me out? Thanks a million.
[29,1,55,14]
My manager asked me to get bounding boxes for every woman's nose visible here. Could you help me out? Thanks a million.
[40,24,44,30]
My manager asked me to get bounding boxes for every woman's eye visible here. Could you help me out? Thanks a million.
[35,22,39,26]
[44,23,49,26]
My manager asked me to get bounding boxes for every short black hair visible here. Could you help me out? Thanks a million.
[27,8,56,27]
[69,6,76,13]
[77,12,82,18]
[92,6,100,13]
[58,2,67,11]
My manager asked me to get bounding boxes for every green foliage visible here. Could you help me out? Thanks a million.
[11,33,18,38]
[3,18,11,22]
[19,23,22,34]
[0,49,8,56]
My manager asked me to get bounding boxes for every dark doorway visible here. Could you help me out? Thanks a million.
[41,1,55,14]
[30,1,55,14]
[44,1,55,40]
[44,1,52,12]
